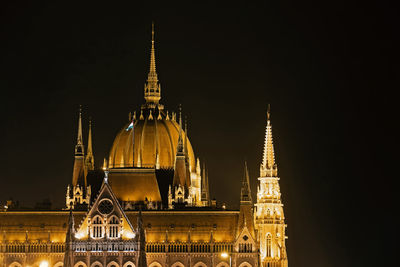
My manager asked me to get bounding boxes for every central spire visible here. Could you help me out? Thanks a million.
[260,105,278,177]
[144,22,161,105]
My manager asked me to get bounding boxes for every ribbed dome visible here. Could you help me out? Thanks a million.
[109,109,196,171]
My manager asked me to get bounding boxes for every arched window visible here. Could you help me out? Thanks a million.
[92,216,104,238]
[266,234,272,257]
[108,216,120,238]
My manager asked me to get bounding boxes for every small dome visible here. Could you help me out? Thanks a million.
[109,109,196,172]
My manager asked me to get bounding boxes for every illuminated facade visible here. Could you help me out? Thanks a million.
[0,26,288,267]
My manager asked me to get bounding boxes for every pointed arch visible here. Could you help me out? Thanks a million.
[74,261,88,267]
[122,262,135,267]
[9,262,22,267]
[148,262,162,267]
[193,261,207,267]
[106,261,119,267]
[171,262,184,267]
[54,262,64,267]
[90,261,103,267]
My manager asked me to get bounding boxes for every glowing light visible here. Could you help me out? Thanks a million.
[124,231,136,239]
[75,232,83,239]
[221,252,229,259]
[39,261,49,267]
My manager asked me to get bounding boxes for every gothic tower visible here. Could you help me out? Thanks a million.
[66,108,92,210]
[254,107,288,267]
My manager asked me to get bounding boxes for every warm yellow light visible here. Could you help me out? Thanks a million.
[39,261,49,267]
[124,230,136,239]
[75,232,83,239]
[221,252,229,258]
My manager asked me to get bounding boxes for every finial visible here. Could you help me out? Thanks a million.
[267,104,271,121]
[152,21,154,43]
[102,158,108,171]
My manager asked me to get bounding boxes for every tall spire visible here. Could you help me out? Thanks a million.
[72,107,85,187]
[75,106,84,156]
[176,106,184,156]
[201,162,210,205]
[260,104,277,177]
[241,161,252,203]
[173,105,188,188]
[144,22,161,104]
[85,119,94,171]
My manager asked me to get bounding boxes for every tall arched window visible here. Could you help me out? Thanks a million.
[108,216,120,238]
[92,216,104,238]
[266,233,272,257]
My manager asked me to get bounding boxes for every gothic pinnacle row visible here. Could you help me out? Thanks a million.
[144,22,161,104]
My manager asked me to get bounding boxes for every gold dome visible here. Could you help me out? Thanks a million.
[108,110,196,171]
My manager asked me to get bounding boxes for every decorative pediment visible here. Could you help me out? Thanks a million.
[235,225,256,253]
[74,180,136,240]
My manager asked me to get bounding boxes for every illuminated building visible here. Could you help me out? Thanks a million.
[0,25,288,267]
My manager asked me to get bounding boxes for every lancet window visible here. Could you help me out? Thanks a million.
[108,215,120,238]
[92,216,104,238]
[266,234,272,257]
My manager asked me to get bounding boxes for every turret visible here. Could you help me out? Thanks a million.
[66,108,91,210]
[170,108,192,207]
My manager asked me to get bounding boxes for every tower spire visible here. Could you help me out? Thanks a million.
[72,107,85,187]
[177,105,184,156]
[75,106,84,156]
[260,104,277,177]
[241,161,252,203]
[85,118,94,171]
[144,22,161,104]
[201,162,210,205]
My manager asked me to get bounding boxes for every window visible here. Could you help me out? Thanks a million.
[92,216,104,238]
[108,216,120,238]
[266,234,272,257]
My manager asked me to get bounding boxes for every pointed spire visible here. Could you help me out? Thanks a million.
[85,118,94,171]
[177,106,184,155]
[144,22,161,104]
[260,104,277,177]
[72,106,85,187]
[173,105,188,189]
[75,106,84,156]
[241,161,252,203]
[201,162,210,205]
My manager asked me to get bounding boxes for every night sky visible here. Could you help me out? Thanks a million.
[0,1,396,266]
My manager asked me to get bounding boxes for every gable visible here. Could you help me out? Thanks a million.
[235,225,256,253]
[74,181,136,240]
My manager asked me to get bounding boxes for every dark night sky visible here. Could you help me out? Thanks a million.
[0,1,397,266]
